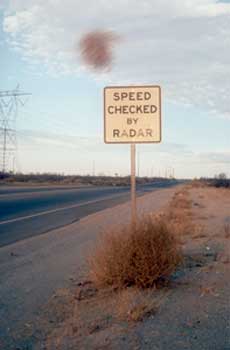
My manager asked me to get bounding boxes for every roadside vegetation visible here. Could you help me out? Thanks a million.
[89,216,182,289]
[191,173,230,189]
[0,171,174,187]
[211,173,230,188]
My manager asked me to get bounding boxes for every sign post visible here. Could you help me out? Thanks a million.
[104,85,161,224]
[131,143,137,225]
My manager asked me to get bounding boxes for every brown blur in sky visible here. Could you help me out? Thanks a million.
[79,30,118,70]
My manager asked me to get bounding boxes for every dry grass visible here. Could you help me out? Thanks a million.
[171,190,192,210]
[191,224,207,239]
[162,189,197,241]
[89,216,182,289]
[189,180,207,188]
[224,224,230,238]
[192,232,207,239]
[116,288,158,322]
[166,210,194,238]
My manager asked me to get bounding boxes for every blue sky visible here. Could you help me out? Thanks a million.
[0,0,230,178]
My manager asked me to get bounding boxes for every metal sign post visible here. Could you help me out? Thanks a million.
[104,85,161,225]
[131,143,137,225]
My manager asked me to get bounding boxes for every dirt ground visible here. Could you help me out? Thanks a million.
[9,185,230,350]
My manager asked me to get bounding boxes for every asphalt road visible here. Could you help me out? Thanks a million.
[0,181,178,247]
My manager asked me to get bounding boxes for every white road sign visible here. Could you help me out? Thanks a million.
[104,85,161,143]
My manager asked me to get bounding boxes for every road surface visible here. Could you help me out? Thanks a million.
[0,181,178,247]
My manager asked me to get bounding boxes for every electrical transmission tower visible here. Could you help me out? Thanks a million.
[0,85,31,173]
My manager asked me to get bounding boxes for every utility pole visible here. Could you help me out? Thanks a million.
[92,160,95,176]
[165,168,167,179]
[0,86,31,173]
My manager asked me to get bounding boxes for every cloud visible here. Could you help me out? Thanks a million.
[197,151,230,164]
[18,129,102,151]
[18,129,193,157]
[17,129,230,177]
[2,0,230,118]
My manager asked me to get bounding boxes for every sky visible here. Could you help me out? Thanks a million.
[0,0,230,178]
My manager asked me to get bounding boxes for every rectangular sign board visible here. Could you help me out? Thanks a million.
[104,85,161,144]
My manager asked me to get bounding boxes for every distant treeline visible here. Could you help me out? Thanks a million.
[197,173,230,188]
[0,172,173,186]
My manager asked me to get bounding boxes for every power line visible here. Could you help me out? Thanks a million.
[0,85,31,173]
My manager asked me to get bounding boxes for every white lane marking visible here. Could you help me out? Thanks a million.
[0,193,129,226]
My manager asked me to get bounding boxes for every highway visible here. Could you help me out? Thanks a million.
[0,181,178,247]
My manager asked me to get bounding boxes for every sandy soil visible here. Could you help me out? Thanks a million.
[2,185,230,350]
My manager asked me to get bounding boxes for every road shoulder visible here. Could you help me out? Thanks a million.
[0,186,179,349]
[30,185,230,350]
